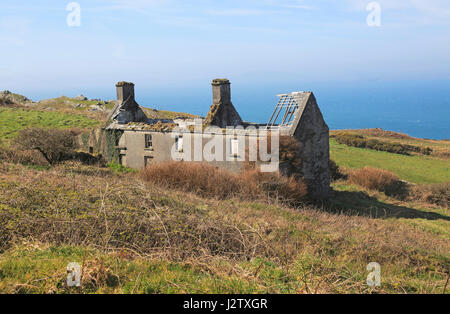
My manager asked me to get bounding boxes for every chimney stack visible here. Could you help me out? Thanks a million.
[116,81,135,102]
[205,79,243,127]
[212,79,231,105]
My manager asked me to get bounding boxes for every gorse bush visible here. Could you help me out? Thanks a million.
[333,133,432,156]
[348,167,400,193]
[140,161,307,205]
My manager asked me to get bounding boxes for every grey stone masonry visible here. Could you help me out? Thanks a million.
[205,79,243,128]
[109,82,149,124]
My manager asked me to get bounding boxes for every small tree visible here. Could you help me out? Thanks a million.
[14,128,79,165]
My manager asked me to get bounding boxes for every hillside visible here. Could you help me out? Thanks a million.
[0,91,198,144]
[330,129,450,184]
[0,162,448,294]
[0,93,448,294]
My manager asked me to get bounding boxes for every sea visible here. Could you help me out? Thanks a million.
[134,79,450,140]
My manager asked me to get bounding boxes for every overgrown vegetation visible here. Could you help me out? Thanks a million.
[0,128,105,167]
[140,161,308,205]
[244,135,303,179]
[335,166,449,209]
[14,128,79,165]
[329,159,346,181]
[0,163,448,294]
[408,183,450,208]
[348,167,401,194]
[332,132,432,156]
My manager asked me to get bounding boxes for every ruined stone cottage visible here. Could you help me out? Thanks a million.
[81,79,330,199]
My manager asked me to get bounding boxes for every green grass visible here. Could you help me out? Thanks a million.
[37,96,116,111]
[0,245,307,294]
[330,139,450,184]
[107,162,138,174]
[0,108,100,140]
[1,242,447,294]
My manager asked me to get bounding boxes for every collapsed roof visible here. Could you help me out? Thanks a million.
[106,80,323,136]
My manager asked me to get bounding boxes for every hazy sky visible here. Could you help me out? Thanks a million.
[1,0,449,98]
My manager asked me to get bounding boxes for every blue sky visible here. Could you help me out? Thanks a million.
[0,1,449,108]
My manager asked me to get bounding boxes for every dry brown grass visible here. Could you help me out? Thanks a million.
[409,183,450,208]
[348,167,400,193]
[0,164,267,260]
[0,162,448,293]
[140,161,308,205]
[0,148,48,166]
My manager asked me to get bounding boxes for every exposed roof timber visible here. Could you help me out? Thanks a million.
[266,92,307,128]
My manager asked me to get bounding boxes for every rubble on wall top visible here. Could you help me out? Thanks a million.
[212,79,230,86]
[116,81,135,87]
[107,120,177,132]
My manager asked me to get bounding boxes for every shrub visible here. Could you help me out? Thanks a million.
[240,169,308,205]
[409,183,450,208]
[13,128,80,165]
[2,149,48,166]
[140,161,307,205]
[244,135,303,178]
[329,159,346,181]
[348,167,400,193]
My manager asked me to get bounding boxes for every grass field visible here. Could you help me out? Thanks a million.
[330,139,450,184]
[0,108,100,141]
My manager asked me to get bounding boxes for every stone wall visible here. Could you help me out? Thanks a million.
[291,93,330,199]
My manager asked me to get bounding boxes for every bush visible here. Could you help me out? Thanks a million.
[329,159,346,181]
[2,149,48,166]
[13,128,80,165]
[348,167,400,193]
[140,161,307,205]
[409,183,450,208]
[244,135,303,178]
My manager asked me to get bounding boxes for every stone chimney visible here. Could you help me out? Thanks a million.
[108,81,149,124]
[116,81,135,102]
[205,79,243,127]
[212,79,231,105]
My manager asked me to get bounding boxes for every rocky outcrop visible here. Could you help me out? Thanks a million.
[0,90,31,106]
[75,94,88,101]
